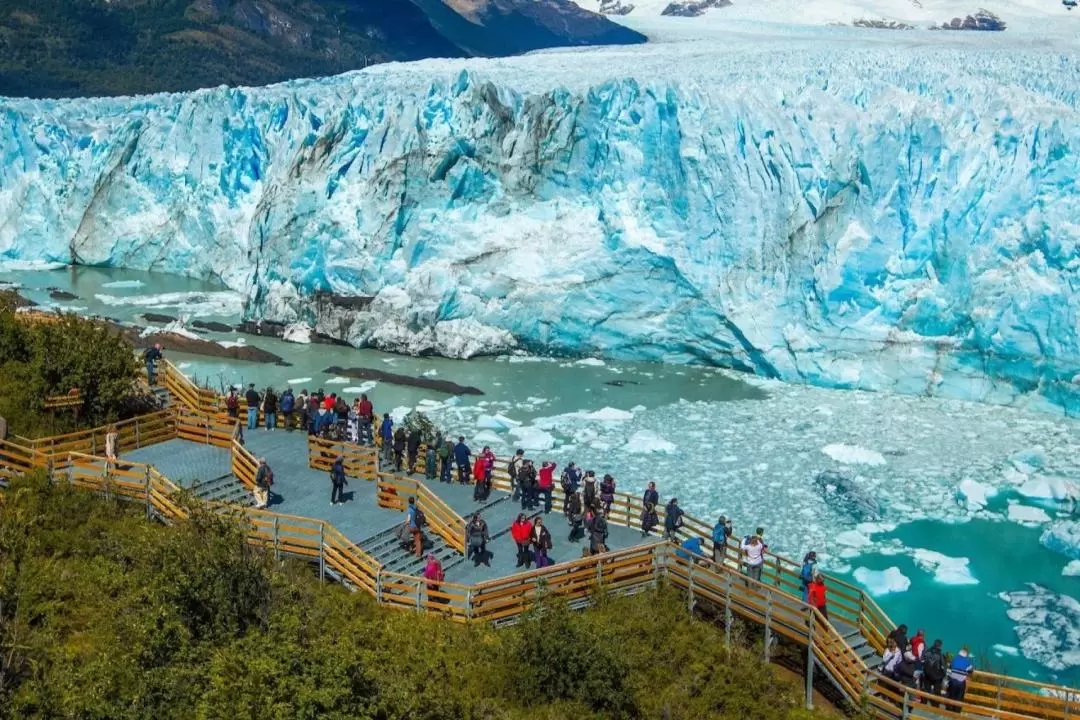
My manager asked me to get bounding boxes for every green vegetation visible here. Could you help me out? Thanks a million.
[0,296,148,436]
[0,474,836,719]
[0,0,465,99]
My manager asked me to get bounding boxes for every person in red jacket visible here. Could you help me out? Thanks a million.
[481,446,496,481]
[537,461,557,514]
[808,571,828,620]
[511,513,534,569]
[472,454,490,502]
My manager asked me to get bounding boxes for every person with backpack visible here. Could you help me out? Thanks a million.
[307,392,321,435]
[531,516,553,568]
[664,498,684,540]
[392,427,407,472]
[280,387,295,431]
[407,427,422,474]
[910,628,927,689]
[358,393,374,445]
[297,389,309,434]
[511,513,534,569]
[808,571,828,620]
[740,533,766,584]
[453,436,471,484]
[438,436,453,482]
[245,383,261,430]
[712,516,732,562]
[599,474,616,515]
[254,458,274,509]
[882,637,902,679]
[143,343,163,385]
[262,387,278,431]
[921,639,947,701]
[467,513,490,566]
[225,387,240,418]
[945,646,975,711]
[887,624,910,653]
[330,455,348,506]
[641,482,660,537]
[379,414,394,465]
[472,453,490,502]
[406,497,424,558]
[423,555,446,603]
[537,461,556,514]
[560,462,581,512]
[582,470,598,509]
[508,449,525,499]
[425,442,437,481]
[800,551,818,602]
[518,460,538,511]
[566,491,584,542]
[589,508,609,556]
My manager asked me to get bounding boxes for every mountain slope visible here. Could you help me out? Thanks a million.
[0,0,644,99]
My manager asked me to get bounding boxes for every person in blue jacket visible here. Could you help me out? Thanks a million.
[279,387,295,431]
[453,436,471,484]
[712,515,732,563]
[677,536,705,563]
[945,646,975,711]
[379,414,394,466]
[800,551,818,602]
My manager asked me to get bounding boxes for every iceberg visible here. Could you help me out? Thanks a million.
[1000,585,1080,672]
[853,566,911,596]
[911,549,978,585]
[957,479,996,510]
[1007,503,1052,525]
[3,31,1080,410]
[1041,521,1080,561]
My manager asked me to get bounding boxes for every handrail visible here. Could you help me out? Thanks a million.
[373,472,466,554]
[306,435,378,482]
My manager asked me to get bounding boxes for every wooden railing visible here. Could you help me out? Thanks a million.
[307,436,378,482]
[161,359,222,416]
[231,428,258,491]
[374,472,466,554]
[174,408,236,448]
[0,439,49,480]
[21,410,176,457]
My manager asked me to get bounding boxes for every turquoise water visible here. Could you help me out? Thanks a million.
[6,265,1080,687]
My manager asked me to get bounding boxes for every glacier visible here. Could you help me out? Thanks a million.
[2,28,1080,410]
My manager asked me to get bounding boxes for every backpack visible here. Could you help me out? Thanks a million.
[413,508,426,528]
[923,648,945,679]
[560,470,574,493]
[226,394,239,410]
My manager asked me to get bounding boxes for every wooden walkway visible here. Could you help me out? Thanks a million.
[1,356,1076,720]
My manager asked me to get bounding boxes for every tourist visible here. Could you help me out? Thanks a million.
[245,384,261,430]
[641,482,660,537]
[254,458,273,509]
[910,628,927,688]
[330,455,348,506]
[582,470,598,509]
[423,554,446,603]
[921,640,947,701]
[307,392,321,435]
[438,436,453,482]
[712,515,732,562]
[589,508,609,555]
[393,427,407,472]
[508,448,525,499]
[808,571,828,620]
[407,427,422,473]
[512,513,533,569]
[358,393,374,445]
[262,386,278,431]
[740,533,765,583]
[518,459,537,510]
[566,491,584,542]
[537,460,556,514]
[896,646,918,689]
[599,473,616,515]
[560,462,581,512]
[472,453,491,502]
[406,497,424,558]
[888,624,910,653]
[334,396,350,438]
[532,516,553,568]
[454,436,471,484]
[882,638,902,679]
[800,551,818,602]
[467,513,490,566]
[225,387,240,418]
[379,414,394,465]
[297,389,309,432]
[743,526,768,553]
[316,405,335,437]
[677,536,705,563]
[143,343,163,385]
[280,387,295,431]
[104,424,119,467]
[323,392,336,411]
[663,498,684,540]
[583,505,597,545]
[945,646,974,711]
[425,442,437,481]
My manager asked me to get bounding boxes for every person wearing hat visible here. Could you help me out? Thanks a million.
[800,551,818,602]
[712,515,732,563]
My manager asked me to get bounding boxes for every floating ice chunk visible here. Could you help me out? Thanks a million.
[822,444,886,466]
[217,338,246,348]
[1007,503,1052,525]
[282,322,312,344]
[856,522,898,536]
[476,414,521,431]
[853,567,911,596]
[101,279,145,289]
[623,430,676,454]
[422,369,438,377]
[508,425,557,451]
[631,404,647,412]
[1041,521,1080,560]
[287,377,313,385]
[94,290,244,317]
[1000,585,1080,671]
[141,320,200,340]
[957,479,996,510]
[325,376,349,385]
[390,406,411,423]
[575,358,606,367]
[472,430,505,446]
[1017,475,1080,503]
[993,644,1020,657]
[912,549,978,585]
[835,530,871,548]
[581,407,634,421]
[1063,561,1080,577]
[1010,448,1047,474]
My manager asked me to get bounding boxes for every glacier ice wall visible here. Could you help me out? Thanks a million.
[2,38,1080,410]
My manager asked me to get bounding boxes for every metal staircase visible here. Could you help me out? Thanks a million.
[191,473,254,506]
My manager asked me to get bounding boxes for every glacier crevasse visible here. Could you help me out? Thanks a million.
[2,41,1080,410]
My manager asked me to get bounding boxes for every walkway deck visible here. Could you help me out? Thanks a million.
[122,429,656,583]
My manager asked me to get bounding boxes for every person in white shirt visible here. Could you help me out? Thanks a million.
[882,637,902,678]
[740,533,766,583]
